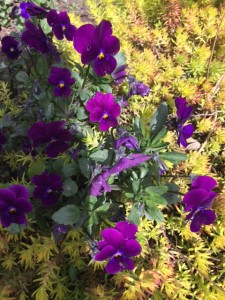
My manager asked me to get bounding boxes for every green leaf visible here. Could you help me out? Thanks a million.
[132,180,140,194]
[145,206,164,223]
[7,223,25,235]
[63,163,79,177]
[90,150,109,163]
[114,51,126,66]
[145,194,167,206]
[151,127,168,146]
[128,205,140,225]
[78,158,91,178]
[15,71,29,83]
[77,107,88,120]
[163,183,181,205]
[52,205,81,225]
[28,160,45,179]
[62,178,78,197]
[145,185,168,195]
[44,103,54,119]
[159,152,187,164]
[150,102,168,140]
[95,203,110,213]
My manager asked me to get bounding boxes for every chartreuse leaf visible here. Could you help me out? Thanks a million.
[52,205,81,225]
[150,102,168,140]
[159,152,187,164]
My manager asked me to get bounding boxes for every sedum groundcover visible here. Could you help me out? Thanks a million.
[0,0,225,299]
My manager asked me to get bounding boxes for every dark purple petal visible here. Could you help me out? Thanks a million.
[1,214,11,227]
[45,120,66,136]
[28,121,49,147]
[52,25,64,40]
[99,116,118,131]
[0,201,9,213]
[109,154,151,174]
[123,239,142,257]
[191,176,217,192]
[116,221,137,239]
[102,36,120,55]
[47,9,59,26]
[64,24,76,41]
[15,198,32,213]
[73,24,95,53]
[183,189,216,211]
[46,141,69,157]
[93,55,117,76]
[95,245,117,261]
[181,124,194,139]
[111,64,127,84]
[0,189,16,204]
[101,228,125,248]
[190,210,216,232]
[94,20,113,44]
[175,97,193,123]
[105,256,134,274]
[9,184,29,200]
[13,212,27,224]
[41,193,58,207]
[81,43,99,65]
[1,36,21,60]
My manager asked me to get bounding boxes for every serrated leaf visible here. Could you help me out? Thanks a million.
[52,205,81,225]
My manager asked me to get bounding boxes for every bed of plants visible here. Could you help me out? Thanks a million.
[0,1,225,299]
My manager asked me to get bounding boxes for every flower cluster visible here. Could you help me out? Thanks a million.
[183,176,217,232]
[95,221,142,274]
[28,120,72,158]
[31,171,63,207]
[0,185,32,227]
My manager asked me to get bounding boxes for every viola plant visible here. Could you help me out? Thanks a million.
[0,2,222,298]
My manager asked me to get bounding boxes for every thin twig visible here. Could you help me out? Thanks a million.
[206,13,225,80]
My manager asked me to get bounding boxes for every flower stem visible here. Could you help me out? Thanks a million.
[81,64,91,89]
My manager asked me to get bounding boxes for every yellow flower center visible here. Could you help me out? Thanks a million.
[62,25,67,31]
[10,47,15,52]
[8,208,16,214]
[59,83,64,88]
[98,52,105,60]
[102,114,109,119]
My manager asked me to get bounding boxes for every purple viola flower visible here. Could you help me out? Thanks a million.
[111,64,127,84]
[48,67,75,97]
[1,36,21,60]
[21,20,50,54]
[0,130,6,153]
[86,92,121,132]
[28,120,72,158]
[0,185,32,228]
[128,76,150,98]
[20,1,47,19]
[90,154,151,196]
[73,20,120,77]
[47,10,76,41]
[90,170,111,196]
[95,221,142,274]
[114,136,140,151]
[31,171,62,207]
[109,153,151,175]
[175,97,194,148]
[183,176,217,232]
